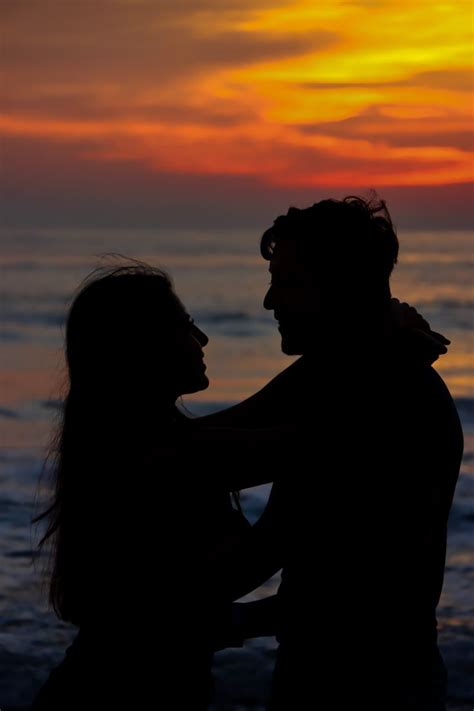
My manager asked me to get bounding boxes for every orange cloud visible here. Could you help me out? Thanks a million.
[1,0,473,225]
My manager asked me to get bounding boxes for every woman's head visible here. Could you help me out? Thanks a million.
[66,263,209,403]
[36,261,209,622]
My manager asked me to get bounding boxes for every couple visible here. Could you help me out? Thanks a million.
[32,195,463,710]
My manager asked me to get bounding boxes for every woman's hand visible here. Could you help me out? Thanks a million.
[388,298,450,363]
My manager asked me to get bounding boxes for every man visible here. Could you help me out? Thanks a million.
[202,195,463,709]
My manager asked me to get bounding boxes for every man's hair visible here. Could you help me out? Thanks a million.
[260,194,399,299]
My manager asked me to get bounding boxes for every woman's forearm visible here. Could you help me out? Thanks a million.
[231,596,279,639]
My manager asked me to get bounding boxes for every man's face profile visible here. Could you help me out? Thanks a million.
[263,240,322,355]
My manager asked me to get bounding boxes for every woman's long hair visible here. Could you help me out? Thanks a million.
[34,263,191,623]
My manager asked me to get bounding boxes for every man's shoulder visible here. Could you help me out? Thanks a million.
[387,361,456,410]
[375,361,463,453]
[261,356,307,389]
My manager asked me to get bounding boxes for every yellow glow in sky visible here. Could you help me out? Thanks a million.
[2,0,473,194]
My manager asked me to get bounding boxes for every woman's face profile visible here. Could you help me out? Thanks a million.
[170,309,210,396]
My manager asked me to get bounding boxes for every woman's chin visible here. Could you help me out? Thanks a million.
[199,373,210,391]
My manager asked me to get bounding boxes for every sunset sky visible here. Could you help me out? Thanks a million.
[2,0,473,229]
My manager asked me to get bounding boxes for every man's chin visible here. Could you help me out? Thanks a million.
[280,335,304,356]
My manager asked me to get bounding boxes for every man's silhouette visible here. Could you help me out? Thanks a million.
[203,196,463,709]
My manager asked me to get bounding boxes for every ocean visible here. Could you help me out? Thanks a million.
[0,226,473,709]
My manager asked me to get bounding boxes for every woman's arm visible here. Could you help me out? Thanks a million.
[196,357,306,428]
[212,596,279,650]
[206,482,285,601]
[387,298,450,364]
[188,424,300,491]
[231,596,279,639]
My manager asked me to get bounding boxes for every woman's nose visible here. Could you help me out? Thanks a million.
[195,326,209,347]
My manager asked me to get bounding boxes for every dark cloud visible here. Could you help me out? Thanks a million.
[4,28,329,77]
[1,0,337,145]
[181,30,334,66]
[292,106,473,151]
[377,132,473,151]
[410,69,474,91]
[0,90,260,125]
[2,1,333,108]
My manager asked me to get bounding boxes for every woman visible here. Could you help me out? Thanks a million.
[32,263,287,710]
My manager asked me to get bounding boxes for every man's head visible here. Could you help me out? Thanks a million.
[261,195,399,355]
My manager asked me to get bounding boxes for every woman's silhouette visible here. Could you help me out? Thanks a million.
[31,264,278,710]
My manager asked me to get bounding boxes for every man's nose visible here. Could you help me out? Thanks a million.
[263,286,274,311]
